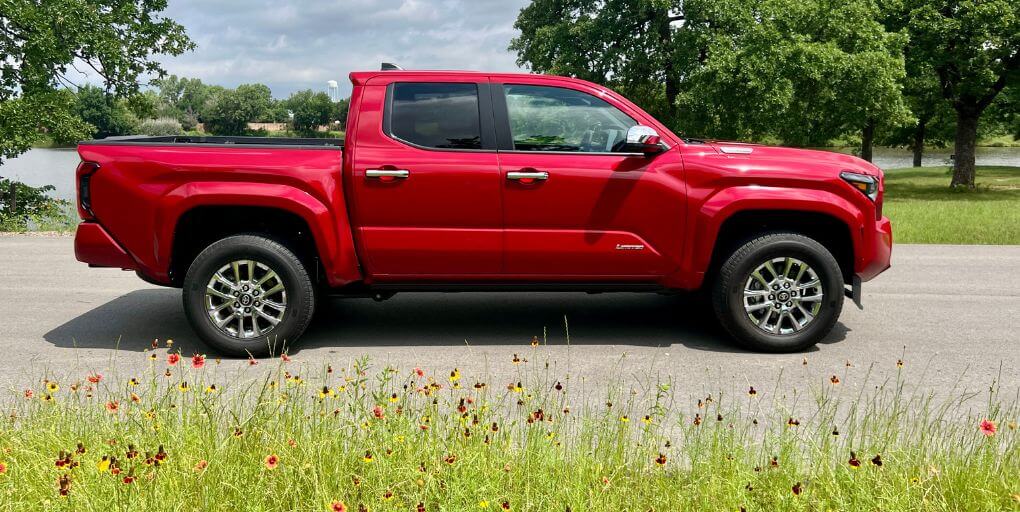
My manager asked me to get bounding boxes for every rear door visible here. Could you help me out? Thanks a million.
[347,78,503,278]
[493,81,686,280]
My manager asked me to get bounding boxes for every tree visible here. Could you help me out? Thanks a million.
[202,84,273,135]
[0,0,193,165]
[75,85,138,139]
[510,0,911,159]
[285,90,334,134]
[154,75,214,126]
[902,0,1019,187]
[334,97,351,131]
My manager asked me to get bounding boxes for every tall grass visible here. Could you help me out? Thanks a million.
[1,346,1017,511]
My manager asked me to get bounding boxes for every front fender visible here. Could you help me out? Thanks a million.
[669,186,865,289]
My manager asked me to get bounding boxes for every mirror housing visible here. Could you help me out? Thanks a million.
[622,125,665,155]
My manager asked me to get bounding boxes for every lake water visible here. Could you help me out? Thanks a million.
[3,146,1020,201]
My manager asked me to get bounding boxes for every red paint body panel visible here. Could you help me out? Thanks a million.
[75,70,892,293]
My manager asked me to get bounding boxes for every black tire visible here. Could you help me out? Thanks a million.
[711,233,844,352]
[182,235,315,357]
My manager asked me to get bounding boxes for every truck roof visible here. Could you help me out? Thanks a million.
[348,70,598,89]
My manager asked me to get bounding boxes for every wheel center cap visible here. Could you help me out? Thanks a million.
[777,292,790,302]
[239,294,253,307]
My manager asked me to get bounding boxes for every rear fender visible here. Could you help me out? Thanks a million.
[161,182,361,287]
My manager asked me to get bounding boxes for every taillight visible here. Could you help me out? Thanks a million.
[76,161,100,220]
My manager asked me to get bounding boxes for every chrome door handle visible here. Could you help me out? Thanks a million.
[506,171,549,181]
[366,169,410,179]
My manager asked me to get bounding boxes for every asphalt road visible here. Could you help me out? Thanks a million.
[1,235,1017,407]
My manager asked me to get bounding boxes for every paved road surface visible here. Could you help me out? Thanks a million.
[1,235,1017,407]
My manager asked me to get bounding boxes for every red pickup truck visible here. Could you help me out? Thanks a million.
[74,68,892,356]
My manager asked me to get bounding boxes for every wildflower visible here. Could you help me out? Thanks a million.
[281,353,292,362]
[601,476,610,487]
[265,454,279,470]
[748,386,757,396]
[167,353,180,366]
[130,393,141,403]
[530,336,540,347]
[389,393,399,403]
[770,456,779,468]
[554,381,563,391]
[479,501,490,508]
[87,374,102,384]
[77,442,87,454]
[58,474,71,496]
[980,419,997,436]
[830,375,840,385]
[512,354,521,365]
[329,501,347,512]
[373,405,384,419]
[787,417,800,427]
[126,445,138,459]
[353,476,362,486]
[23,389,33,399]
[155,445,168,463]
[47,381,59,393]
[166,339,173,347]
[444,454,457,464]
[620,415,629,423]
[151,339,159,349]
[655,453,667,466]
[381,490,395,502]
[832,426,840,436]
[0,461,6,475]
[501,501,510,510]
[363,451,374,463]
[910,476,920,484]
[248,357,259,366]
[178,381,190,393]
[1008,421,1017,430]
[192,354,206,369]
[319,386,334,399]
[41,393,54,402]
[848,451,861,469]
[449,368,461,383]
[164,369,172,378]
[128,378,139,387]
[642,415,652,425]
[96,456,111,473]
[148,353,157,361]
[896,359,904,368]
[791,482,802,496]
[205,384,218,394]
[509,382,523,393]
[415,367,424,378]
[417,503,426,512]
[105,401,119,413]
[871,454,883,466]
[122,474,135,485]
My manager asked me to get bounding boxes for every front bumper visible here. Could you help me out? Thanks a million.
[857,216,892,282]
[74,222,137,270]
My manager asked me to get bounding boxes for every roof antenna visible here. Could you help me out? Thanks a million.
[381,63,403,71]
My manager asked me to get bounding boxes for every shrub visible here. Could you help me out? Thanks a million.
[137,117,184,136]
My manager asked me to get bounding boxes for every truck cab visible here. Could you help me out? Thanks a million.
[74,67,892,356]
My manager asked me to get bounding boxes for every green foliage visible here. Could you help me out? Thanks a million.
[0,0,193,163]
[0,178,76,232]
[74,85,139,139]
[153,75,217,127]
[137,117,184,137]
[284,89,335,135]
[202,84,273,135]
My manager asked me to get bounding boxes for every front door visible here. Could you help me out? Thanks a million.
[348,80,502,278]
[494,82,686,280]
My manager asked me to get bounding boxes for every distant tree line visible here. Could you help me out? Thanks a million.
[512,0,1018,188]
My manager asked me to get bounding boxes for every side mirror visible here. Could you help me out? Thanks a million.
[623,125,665,155]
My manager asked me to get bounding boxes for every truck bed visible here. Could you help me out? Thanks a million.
[82,135,343,149]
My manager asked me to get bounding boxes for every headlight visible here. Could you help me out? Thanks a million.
[840,171,878,202]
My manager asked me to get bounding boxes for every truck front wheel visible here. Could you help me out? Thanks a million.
[182,235,315,357]
[711,233,844,352]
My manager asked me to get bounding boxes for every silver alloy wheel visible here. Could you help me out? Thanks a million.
[204,259,287,339]
[742,257,823,335]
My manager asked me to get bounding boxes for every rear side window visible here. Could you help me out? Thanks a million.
[389,83,482,150]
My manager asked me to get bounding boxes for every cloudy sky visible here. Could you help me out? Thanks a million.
[155,0,532,98]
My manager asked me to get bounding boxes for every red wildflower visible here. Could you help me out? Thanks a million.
[980,419,997,436]
[848,451,862,468]
[23,389,33,399]
[87,374,102,384]
[281,353,291,362]
[248,356,258,366]
[0,462,7,475]
[330,502,347,512]
[105,401,119,413]
[191,354,206,369]
[167,353,180,366]
[122,475,135,485]
[791,482,802,496]
[415,367,424,378]
[373,405,384,419]
[265,454,279,470]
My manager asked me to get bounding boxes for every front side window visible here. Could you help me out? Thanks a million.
[390,83,482,150]
[503,85,637,153]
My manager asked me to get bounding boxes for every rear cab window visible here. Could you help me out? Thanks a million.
[386,83,485,150]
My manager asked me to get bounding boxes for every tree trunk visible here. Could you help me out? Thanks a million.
[912,119,926,167]
[861,120,875,163]
[7,181,16,215]
[951,107,979,188]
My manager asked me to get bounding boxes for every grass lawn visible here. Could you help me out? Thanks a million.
[0,348,1017,511]
[883,166,1020,245]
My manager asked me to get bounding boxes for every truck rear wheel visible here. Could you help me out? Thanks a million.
[182,235,315,357]
[711,233,843,352]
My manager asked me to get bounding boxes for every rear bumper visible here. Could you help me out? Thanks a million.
[857,216,892,282]
[74,222,137,270]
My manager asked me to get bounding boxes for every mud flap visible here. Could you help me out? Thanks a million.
[844,275,863,310]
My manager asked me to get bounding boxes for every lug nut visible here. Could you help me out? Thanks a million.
[768,294,775,300]
[783,283,790,289]
[786,302,793,307]
[244,307,251,313]
[233,291,240,297]
[233,302,240,307]
[254,301,261,307]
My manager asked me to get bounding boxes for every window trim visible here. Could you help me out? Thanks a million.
[492,82,669,156]
[382,81,497,152]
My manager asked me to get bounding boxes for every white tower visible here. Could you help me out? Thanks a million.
[326,80,339,102]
